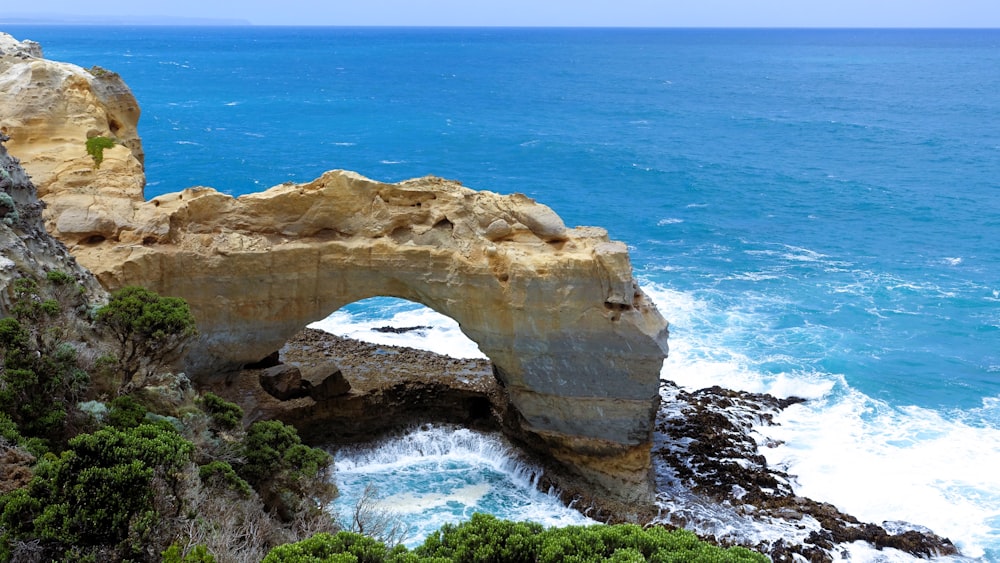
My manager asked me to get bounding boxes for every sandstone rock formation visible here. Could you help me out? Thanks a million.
[0,33,670,503]
[0,134,106,316]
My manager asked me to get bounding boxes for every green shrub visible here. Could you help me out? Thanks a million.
[85,136,116,169]
[0,315,88,443]
[0,316,28,354]
[0,423,194,558]
[264,514,769,563]
[200,391,244,430]
[417,513,542,563]
[45,270,74,285]
[262,531,389,563]
[198,460,252,497]
[0,412,23,445]
[163,542,216,562]
[0,272,90,446]
[9,277,49,325]
[106,394,148,429]
[239,420,335,520]
[95,285,197,388]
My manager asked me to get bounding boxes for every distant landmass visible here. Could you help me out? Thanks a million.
[0,13,252,26]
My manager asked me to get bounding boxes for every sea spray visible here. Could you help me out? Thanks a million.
[309,297,486,359]
[763,391,1000,561]
[317,288,998,558]
[330,425,593,548]
[646,282,1000,560]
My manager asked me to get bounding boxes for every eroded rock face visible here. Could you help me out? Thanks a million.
[0,33,670,503]
[0,32,145,237]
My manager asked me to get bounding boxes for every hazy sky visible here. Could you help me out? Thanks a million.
[6,0,1000,27]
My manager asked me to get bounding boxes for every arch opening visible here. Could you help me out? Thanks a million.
[307,297,486,361]
[239,296,503,446]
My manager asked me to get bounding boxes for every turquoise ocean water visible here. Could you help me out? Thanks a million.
[5,26,999,559]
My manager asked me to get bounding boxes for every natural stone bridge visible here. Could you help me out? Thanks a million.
[1,33,670,503]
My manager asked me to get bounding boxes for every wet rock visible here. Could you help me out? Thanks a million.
[371,325,430,334]
[653,382,958,561]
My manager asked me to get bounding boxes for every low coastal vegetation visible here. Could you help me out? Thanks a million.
[0,273,766,562]
[264,513,767,562]
[84,135,117,169]
[0,278,337,560]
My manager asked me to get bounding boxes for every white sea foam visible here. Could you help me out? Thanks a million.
[331,426,593,546]
[308,300,485,359]
[657,218,684,225]
[385,483,490,514]
[763,394,1000,560]
[643,281,1000,560]
[335,426,538,479]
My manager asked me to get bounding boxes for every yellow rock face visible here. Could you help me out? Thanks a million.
[1,32,669,503]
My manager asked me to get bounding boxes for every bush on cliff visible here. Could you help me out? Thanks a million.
[0,422,193,560]
[95,285,198,389]
[0,274,91,447]
[239,420,337,521]
[85,135,116,168]
[199,391,244,430]
[0,390,340,561]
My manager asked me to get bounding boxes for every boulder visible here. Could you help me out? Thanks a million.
[259,364,306,401]
[300,362,351,401]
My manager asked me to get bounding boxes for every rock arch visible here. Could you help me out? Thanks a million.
[72,171,670,502]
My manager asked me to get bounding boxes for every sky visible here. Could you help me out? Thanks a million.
[3,0,1000,28]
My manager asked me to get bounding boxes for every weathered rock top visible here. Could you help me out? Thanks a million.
[0,32,670,504]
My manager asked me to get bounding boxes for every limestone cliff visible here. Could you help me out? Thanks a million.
[0,33,670,503]
[0,32,144,239]
[0,133,106,322]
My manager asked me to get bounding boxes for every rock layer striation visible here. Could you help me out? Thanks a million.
[0,33,669,502]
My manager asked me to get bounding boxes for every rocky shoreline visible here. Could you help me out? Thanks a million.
[654,383,957,561]
[206,327,958,562]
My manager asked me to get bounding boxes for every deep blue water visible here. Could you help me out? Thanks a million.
[5,26,999,559]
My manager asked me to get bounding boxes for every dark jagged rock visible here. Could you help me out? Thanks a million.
[371,325,431,334]
[654,382,958,561]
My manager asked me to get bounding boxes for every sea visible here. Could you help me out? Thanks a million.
[4,26,998,560]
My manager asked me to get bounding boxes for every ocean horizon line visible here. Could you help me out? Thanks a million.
[3,20,1000,31]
